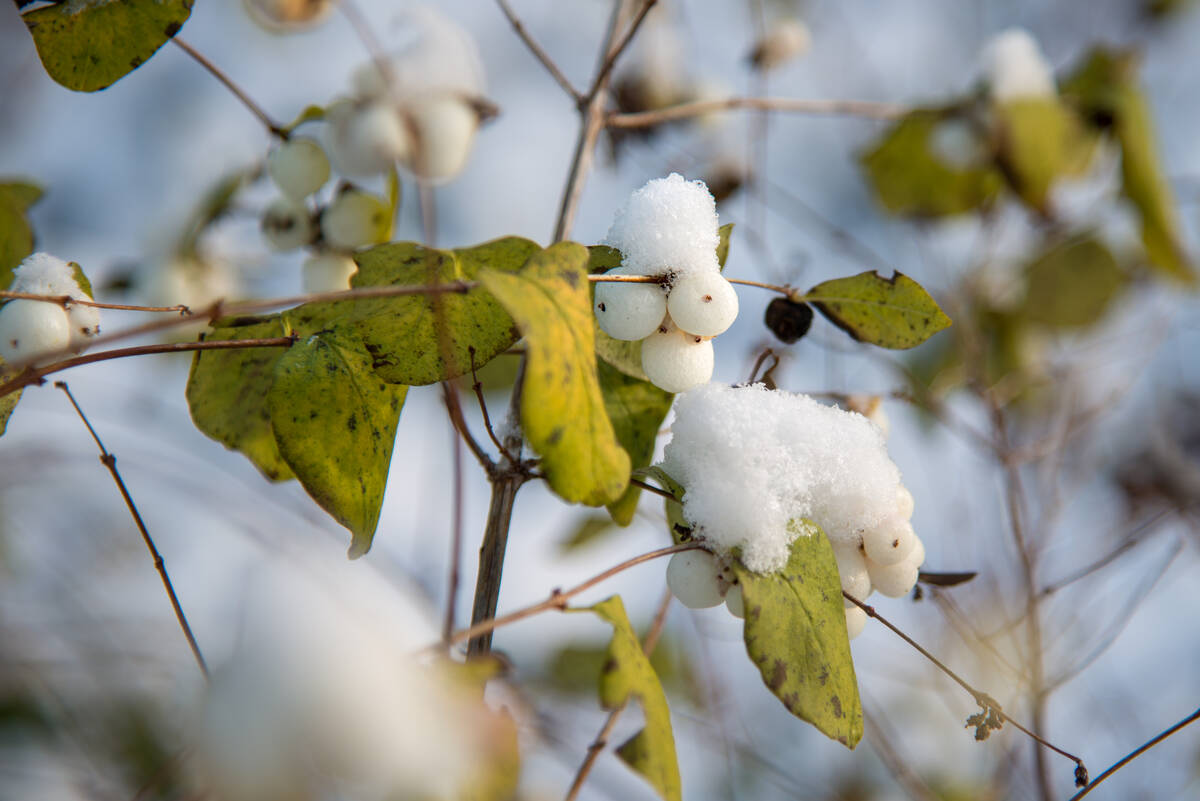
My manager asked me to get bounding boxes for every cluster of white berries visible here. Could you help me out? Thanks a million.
[595,174,738,393]
[657,383,925,639]
[257,7,486,293]
[980,28,1056,102]
[0,253,99,365]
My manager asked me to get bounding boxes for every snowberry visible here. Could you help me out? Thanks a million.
[833,542,872,601]
[907,534,926,569]
[268,138,331,200]
[303,253,358,292]
[0,300,71,364]
[844,605,867,639]
[749,19,811,71]
[326,99,411,178]
[594,266,667,341]
[261,198,316,252]
[406,94,479,183]
[862,518,916,566]
[725,584,745,619]
[665,550,724,609]
[896,484,914,520]
[641,322,714,394]
[243,0,333,32]
[980,28,1055,102]
[66,302,101,351]
[666,271,739,337]
[867,557,919,598]
[321,190,390,251]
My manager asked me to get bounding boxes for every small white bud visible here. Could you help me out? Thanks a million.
[666,271,739,337]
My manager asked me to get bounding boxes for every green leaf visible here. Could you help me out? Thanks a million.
[1022,237,1127,328]
[716,222,734,270]
[480,242,630,505]
[804,271,952,349]
[186,315,295,482]
[20,0,194,92]
[599,360,674,525]
[992,98,1097,213]
[860,108,1004,218]
[295,237,540,386]
[732,521,862,748]
[0,182,43,286]
[1063,48,1195,283]
[267,330,406,558]
[280,104,326,135]
[571,596,682,801]
[67,261,93,299]
[542,637,705,707]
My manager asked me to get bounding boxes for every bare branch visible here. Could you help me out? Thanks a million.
[55,382,209,680]
[172,38,285,138]
[1067,706,1200,800]
[607,97,906,129]
[583,0,658,104]
[494,0,583,102]
[0,291,190,314]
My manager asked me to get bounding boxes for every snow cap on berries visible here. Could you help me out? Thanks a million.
[660,383,904,574]
[604,173,720,279]
[980,28,1055,102]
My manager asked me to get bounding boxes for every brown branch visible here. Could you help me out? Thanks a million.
[0,291,189,313]
[583,0,658,105]
[843,591,1086,776]
[564,587,673,801]
[442,382,497,475]
[0,337,296,400]
[469,346,515,464]
[1067,706,1200,800]
[443,418,465,646]
[630,477,676,501]
[494,0,582,102]
[172,38,285,138]
[455,542,699,648]
[607,97,907,129]
[55,382,209,680]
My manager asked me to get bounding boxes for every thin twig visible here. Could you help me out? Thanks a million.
[442,382,496,474]
[55,382,210,680]
[0,337,296,400]
[1067,706,1200,800]
[630,477,676,501]
[1039,508,1176,598]
[564,587,673,801]
[607,97,906,129]
[0,291,189,313]
[493,0,582,102]
[469,347,515,463]
[443,416,464,646]
[454,542,699,647]
[843,591,1086,774]
[172,38,285,138]
[583,0,658,105]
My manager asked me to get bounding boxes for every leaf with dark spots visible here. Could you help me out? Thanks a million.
[804,271,951,349]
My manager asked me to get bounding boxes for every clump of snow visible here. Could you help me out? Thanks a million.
[603,173,720,280]
[191,557,490,801]
[660,383,903,573]
[980,28,1055,102]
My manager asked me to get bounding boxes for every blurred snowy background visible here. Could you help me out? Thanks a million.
[1,0,1199,799]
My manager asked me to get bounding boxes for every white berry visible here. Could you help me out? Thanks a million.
[321,190,389,251]
[844,605,867,640]
[303,253,358,293]
[725,584,745,619]
[405,94,479,183]
[833,542,872,601]
[665,550,724,609]
[0,300,71,364]
[641,323,714,393]
[66,302,101,351]
[862,518,916,567]
[907,534,926,569]
[896,484,914,520]
[326,99,411,178]
[867,557,919,598]
[261,197,316,252]
[268,138,331,200]
[666,271,739,337]
[594,266,667,341]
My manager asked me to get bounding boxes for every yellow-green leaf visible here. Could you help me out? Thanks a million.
[267,330,406,558]
[733,521,863,748]
[295,238,540,386]
[0,181,43,286]
[716,222,734,270]
[1063,48,1195,284]
[0,358,22,437]
[20,0,194,92]
[480,242,630,505]
[805,271,952,349]
[992,98,1097,213]
[1022,237,1127,328]
[186,315,295,482]
[861,108,1004,218]
[571,596,682,801]
[599,360,674,525]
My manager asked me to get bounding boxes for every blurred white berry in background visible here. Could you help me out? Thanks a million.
[260,197,316,252]
[980,27,1056,102]
[266,137,331,200]
[302,252,358,293]
[748,18,811,71]
[320,189,390,251]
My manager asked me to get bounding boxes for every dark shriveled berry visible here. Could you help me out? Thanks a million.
[764,297,814,344]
